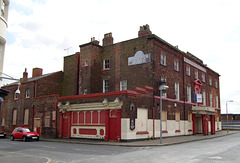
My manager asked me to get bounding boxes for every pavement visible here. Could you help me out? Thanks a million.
[40,130,239,147]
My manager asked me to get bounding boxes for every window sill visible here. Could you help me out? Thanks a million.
[188,129,193,132]
[136,131,149,135]
[175,130,181,133]
[84,65,89,67]
[13,99,18,101]
[11,124,16,126]
[24,97,30,100]
[162,130,168,133]
[102,68,110,71]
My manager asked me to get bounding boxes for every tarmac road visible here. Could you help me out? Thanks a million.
[0,132,239,163]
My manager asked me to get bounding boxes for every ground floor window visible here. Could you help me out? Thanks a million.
[12,109,17,125]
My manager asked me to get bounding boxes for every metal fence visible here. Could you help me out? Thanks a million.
[222,120,240,130]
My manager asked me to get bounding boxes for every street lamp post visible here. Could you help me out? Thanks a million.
[226,100,233,134]
[159,81,169,144]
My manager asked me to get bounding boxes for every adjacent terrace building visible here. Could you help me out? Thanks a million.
[1,25,221,141]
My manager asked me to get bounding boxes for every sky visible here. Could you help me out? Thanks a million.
[2,0,240,114]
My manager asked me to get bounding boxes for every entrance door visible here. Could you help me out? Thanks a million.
[195,115,202,134]
[109,110,121,141]
[62,114,69,138]
[34,118,41,135]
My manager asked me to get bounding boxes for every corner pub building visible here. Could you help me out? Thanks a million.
[1,25,221,141]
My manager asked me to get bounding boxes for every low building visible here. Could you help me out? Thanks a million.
[0,68,63,136]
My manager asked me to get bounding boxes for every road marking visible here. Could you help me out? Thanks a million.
[8,151,52,163]
[208,156,222,160]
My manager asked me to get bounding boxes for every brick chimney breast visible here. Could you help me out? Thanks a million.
[32,68,43,78]
[138,24,152,37]
[102,32,113,46]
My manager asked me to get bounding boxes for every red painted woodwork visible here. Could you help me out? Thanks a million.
[210,115,215,134]
[162,130,168,133]
[202,114,207,135]
[104,110,110,141]
[92,111,98,124]
[79,112,84,123]
[73,128,77,134]
[36,127,40,135]
[79,129,97,135]
[73,112,78,124]
[85,111,91,124]
[59,113,63,137]
[62,113,70,138]
[175,130,181,133]
[136,131,149,134]
[109,109,121,141]
[192,114,196,134]
[100,129,104,135]
[100,110,105,124]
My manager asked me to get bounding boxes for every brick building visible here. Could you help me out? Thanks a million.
[58,25,221,141]
[1,25,221,141]
[0,68,63,136]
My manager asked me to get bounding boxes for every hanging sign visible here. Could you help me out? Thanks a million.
[195,94,202,103]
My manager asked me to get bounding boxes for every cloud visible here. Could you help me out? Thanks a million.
[2,0,240,114]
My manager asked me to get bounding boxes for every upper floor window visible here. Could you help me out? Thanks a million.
[194,70,198,79]
[174,60,179,71]
[202,73,205,82]
[186,66,190,76]
[175,82,180,100]
[160,77,167,98]
[84,60,88,67]
[25,89,30,98]
[103,79,109,93]
[160,54,166,66]
[103,59,110,69]
[215,81,218,88]
[120,80,127,91]
[14,92,19,100]
[216,96,219,108]
[209,78,212,86]
[187,86,191,102]
[209,93,213,107]
[202,91,206,106]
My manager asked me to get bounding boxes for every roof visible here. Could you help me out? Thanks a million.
[2,71,62,87]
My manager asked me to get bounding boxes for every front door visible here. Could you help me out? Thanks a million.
[34,118,41,135]
[62,113,69,138]
[109,110,121,141]
[195,115,202,134]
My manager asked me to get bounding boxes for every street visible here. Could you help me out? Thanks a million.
[0,132,240,163]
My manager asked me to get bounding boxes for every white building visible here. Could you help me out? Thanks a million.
[0,0,9,86]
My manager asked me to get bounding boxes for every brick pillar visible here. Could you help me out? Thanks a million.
[211,115,216,134]
[192,113,196,135]
[104,109,110,141]
[202,114,207,135]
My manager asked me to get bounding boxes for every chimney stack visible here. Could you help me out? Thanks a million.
[21,68,28,82]
[138,24,152,37]
[32,68,43,78]
[102,32,113,46]
[91,37,99,45]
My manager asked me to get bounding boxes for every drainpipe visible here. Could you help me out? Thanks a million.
[182,55,186,135]
[32,105,34,131]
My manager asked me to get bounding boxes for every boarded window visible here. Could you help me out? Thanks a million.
[175,112,180,121]
[100,110,105,124]
[162,111,167,121]
[79,112,84,124]
[24,109,29,125]
[85,111,91,124]
[45,116,50,127]
[1,117,5,126]
[52,111,56,120]
[188,113,192,122]
[12,109,17,125]
[92,111,98,124]
[73,112,78,124]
